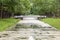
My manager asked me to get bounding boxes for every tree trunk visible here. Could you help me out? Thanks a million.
[0,3,3,19]
[53,14,56,18]
[56,9,60,18]
[1,10,3,19]
[11,13,14,18]
[52,12,56,18]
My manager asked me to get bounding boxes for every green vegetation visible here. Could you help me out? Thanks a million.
[31,0,60,17]
[0,18,19,31]
[41,18,60,30]
[0,0,60,18]
[0,0,31,18]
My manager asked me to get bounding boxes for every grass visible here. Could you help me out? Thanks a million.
[41,18,60,30]
[0,18,19,31]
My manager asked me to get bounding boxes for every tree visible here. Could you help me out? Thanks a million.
[55,0,60,17]
[15,0,31,15]
[31,0,59,17]
[0,0,18,18]
[0,0,31,18]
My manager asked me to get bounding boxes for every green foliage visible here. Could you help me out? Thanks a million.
[0,0,60,16]
[15,0,31,14]
[31,0,57,15]
[0,0,31,14]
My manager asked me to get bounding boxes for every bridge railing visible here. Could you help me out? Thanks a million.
[13,15,46,20]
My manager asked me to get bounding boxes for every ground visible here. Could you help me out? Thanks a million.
[41,18,60,30]
[0,18,19,31]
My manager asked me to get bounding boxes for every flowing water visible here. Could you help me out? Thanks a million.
[28,36,35,40]
[0,16,60,40]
